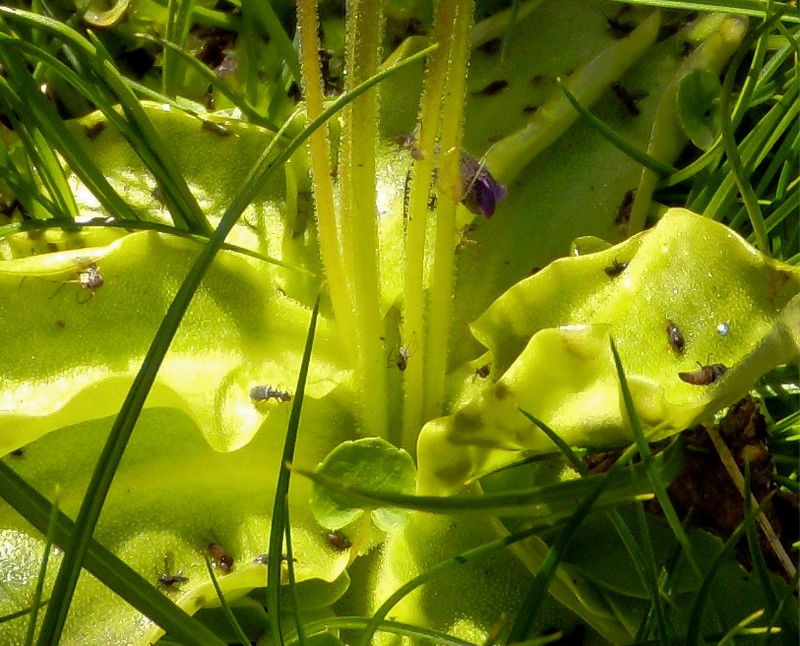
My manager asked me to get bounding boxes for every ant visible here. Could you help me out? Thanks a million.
[250,385,292,403]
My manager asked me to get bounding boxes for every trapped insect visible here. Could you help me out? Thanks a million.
[666,322,685,354]
[157,570,189,591]
[475,364,491,379]
[609,81,648,117]
[395,345,410,371]
[324,530,352,552]
[157,556,188,591]
[604,258,628,277]
[250,385,292,403]
[47,261,104,303]
[208,542,234,574]
[679,362,727,385]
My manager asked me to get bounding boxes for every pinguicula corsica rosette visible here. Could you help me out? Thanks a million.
[460,151,507,218]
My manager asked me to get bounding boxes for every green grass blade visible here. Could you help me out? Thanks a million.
[0,461,225,645]
[33,42,436,646]
[163,0,195,98]
[203,557,250,646]
[356,521,553,646]
[742,464,778,617]
[244,0,301,86]
[506,421,655,643]
[135,33,275,128]
[0,9,211,232]
[717,33,769,252]
[556,79,677,176]
[23,490,59,646]
[286,616,478,646]
[283,504,307,646]
[268,297,320,646]
[615,1,799,23]
[519,409,671,641]
[684,493,775,646]
[294,440,683,517]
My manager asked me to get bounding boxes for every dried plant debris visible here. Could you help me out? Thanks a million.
[647,398,797,577]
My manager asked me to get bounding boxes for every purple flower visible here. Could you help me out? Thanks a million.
[460,151,507,218]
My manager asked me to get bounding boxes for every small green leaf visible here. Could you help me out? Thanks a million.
[677,68,722,151]
[309,438,416,532]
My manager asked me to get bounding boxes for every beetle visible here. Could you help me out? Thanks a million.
[666,321,685,354]
[250,385,292,403]
[679,362,727,385]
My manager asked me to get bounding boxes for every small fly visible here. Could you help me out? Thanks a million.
[666,322,685,354]
[395,346,410,371]
[604,258,628,277]
[48,261,104,303]
[157,556,188,591]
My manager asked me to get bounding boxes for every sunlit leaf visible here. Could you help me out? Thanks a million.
[418,209,799,493]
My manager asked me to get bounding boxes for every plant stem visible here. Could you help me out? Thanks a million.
[423,0,473,421]
[296,0,356,352]
[401,0,460,452]
[339,0,388,436]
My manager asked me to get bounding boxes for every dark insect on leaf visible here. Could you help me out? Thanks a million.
[54,262,104,304]
[84,121,107,140]
[472,79,509,96]
[324,530,352,552]
[250,385,292,403]
[78,263,104,291]
[604,258,628,277]
[201,120,231,137]
[208,542,234,574]
[475,364,490,379]
[610,82,649,116]
[157,571,189,591]
[666,322,685,354]
[679,362,728,385]
[615,189,635,226]
[607,16,637,38]
[460,151,507,219]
